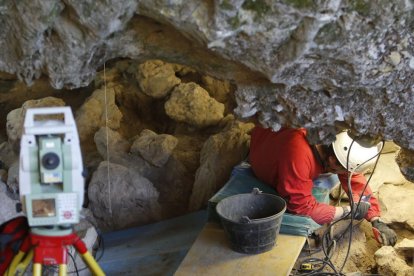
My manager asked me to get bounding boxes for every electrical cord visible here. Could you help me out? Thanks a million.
[339,140,383,273]
[68,250,80,276]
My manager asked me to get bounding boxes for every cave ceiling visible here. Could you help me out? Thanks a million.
[1,0,414,179]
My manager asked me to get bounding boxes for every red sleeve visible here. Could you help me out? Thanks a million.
[278,153,336,225]
[338,173,381,220]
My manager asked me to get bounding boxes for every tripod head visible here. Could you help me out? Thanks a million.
[18,107,84,233]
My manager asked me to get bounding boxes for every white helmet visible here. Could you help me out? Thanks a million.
[332,131,383,173]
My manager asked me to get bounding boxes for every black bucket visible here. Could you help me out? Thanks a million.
[216,188,286,254]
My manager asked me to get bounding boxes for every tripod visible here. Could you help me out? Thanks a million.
[6,229,105,276]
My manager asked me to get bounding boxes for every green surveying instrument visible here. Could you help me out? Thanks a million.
[5,107,105,276]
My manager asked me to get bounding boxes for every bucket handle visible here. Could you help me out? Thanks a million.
[240,188,263,224]
[240,216,252,224]
[251,188,262,195]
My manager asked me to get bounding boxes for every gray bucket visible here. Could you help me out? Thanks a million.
[216,188,286,254]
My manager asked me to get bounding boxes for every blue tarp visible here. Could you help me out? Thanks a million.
[208,162,323,237]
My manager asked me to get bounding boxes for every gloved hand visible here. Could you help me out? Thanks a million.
[372,219,397,246]
[351,202,370,220]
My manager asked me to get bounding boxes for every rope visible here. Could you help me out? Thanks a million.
[103,62,112,215]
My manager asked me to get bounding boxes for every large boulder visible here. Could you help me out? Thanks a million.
[0,181,22,225]
[201,75,231,104]
[94,127,130,160]
[189,117,254,210]
[165,82,225,127]
[395,238,414,261]
[0,141,18,169]
[375,246,413,276]
[76,86,123,144]
[88,161,162,231]
[379,183,414,231]
[136,60,181,99]
[130,129,178,167]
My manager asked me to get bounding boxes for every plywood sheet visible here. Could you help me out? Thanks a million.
[175,223,306,276]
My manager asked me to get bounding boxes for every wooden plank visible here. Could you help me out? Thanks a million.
[175,222,306,276]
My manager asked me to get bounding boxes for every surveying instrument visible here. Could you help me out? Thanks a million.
[6,107,105,275]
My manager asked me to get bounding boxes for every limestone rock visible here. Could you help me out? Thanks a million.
[136,60,181,99]
[6,161,19,196]
[201,75,231,103]
[76,87,123,143]
[172,135,204,173]
[395,238,414,260]
[365,151,407,193]
[6,97,65,151]
[396,148,414,184]
[189,119,254,211]
[0,142,18,169]
[375,246,413,276]
[94,127,130,160]
[88,161,162,231]
[379,183,414,231]
[0,169,7,183]
[165,82,225,127]
[0,181,22,225]
[130,129,178,167]
[382,141,401,154]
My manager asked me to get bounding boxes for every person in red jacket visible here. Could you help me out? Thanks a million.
[249,126,397,246]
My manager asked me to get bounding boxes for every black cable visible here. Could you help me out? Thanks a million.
[339,140,383,273]
[68,250,80,276]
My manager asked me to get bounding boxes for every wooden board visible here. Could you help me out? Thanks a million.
[175,222,306,276]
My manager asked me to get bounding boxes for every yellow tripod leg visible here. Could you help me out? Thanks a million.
[5,250,26,275]
[33,263,42,276]
[59,264,67,276]
[81,251,105,276]
[15,249,34,275]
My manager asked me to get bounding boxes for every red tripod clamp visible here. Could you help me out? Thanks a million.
[30,232,87,266]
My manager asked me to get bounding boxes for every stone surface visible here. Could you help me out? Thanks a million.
[94,127,130,160]
[189,117,254,210]
[130,129,178,167]
[378,183,414,231]
[75,86,123,143]
[396,148,414,184]
[6,161,19,196]
[0,141,18,169]
[6,97,65,151]
[88,161,162,231]
[0,181,22,225]
[136,60,181,99]
[395,238,414,260]
[201,75,231,104]
[165,82,225,127]
[366,151,407,193]
[375,246,413,276]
